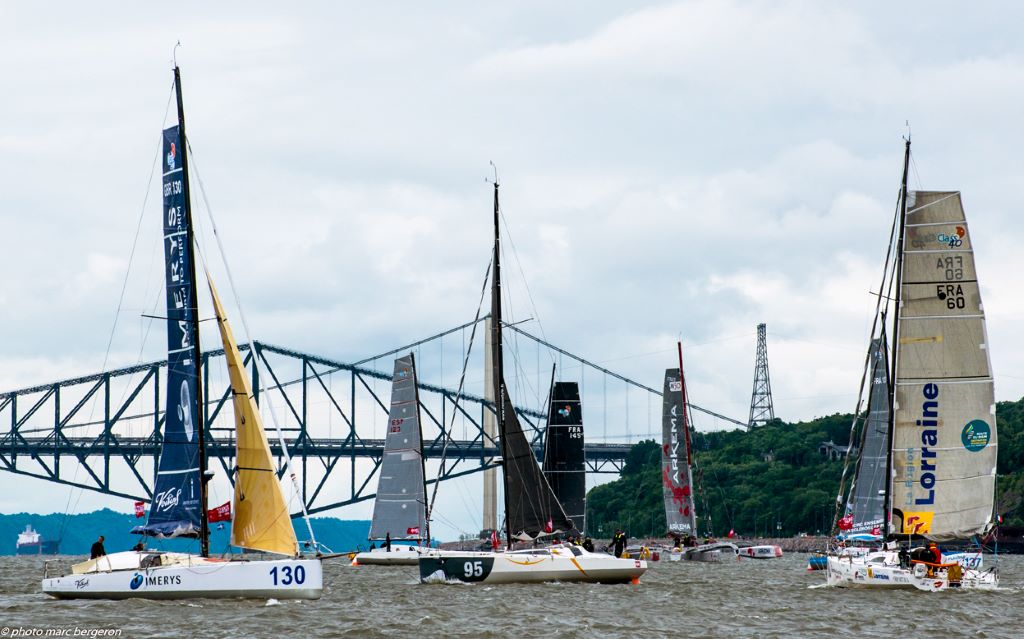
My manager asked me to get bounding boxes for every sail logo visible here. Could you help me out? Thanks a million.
[961,419,991,452]
[915,383,939,506]
[177,380,194,442]
[154,487,182,512]
[936,226,966,248]
[166,142,176,170]
[668,380,682,393]
[558,405,571,418]
[902,511,934,535]
[129,573,144,590]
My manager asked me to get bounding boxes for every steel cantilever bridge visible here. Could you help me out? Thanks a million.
[0,320,745,517]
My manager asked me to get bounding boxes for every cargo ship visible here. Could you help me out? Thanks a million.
[16,525,59,555]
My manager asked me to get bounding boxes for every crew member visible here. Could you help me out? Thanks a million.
[385,532,392,552]
[90,535,106,559]
[582,537,595,552]
[928,542,942,564]
[612,530,627,558]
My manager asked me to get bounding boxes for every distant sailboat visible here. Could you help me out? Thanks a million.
[42,64,322,600]
[353,354,432,566]
[826,139,998,591]
[418,179,647,584]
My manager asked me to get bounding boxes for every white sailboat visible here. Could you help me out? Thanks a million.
[42,65,322,600]
[418,180,647,585]
[826,139,999,591]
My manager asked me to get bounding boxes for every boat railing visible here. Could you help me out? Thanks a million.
[43,559,70,579]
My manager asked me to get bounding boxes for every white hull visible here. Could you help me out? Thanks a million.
[42,551,322,600]
[671,541,738,562]
[736,545,783,559]
[826,552,997,592]
[420,546,647,584]
[354,546,468,566]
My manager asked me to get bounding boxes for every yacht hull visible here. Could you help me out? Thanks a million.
[42,552,322,600]
[419,548,647,584]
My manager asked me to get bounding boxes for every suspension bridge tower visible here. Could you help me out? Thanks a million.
[747,323,775,430]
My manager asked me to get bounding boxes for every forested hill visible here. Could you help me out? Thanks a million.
[586,397,1024,538]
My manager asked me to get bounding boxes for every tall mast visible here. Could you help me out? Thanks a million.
[174,65,209,557]
[489,180,513,550]
[883,138,911,538]
[678,341,697,530]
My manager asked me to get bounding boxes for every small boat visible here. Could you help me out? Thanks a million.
[826,140,999,591]
[417,179,646,585]
[736,545,783,559]
[17,525,59,555]
[42,64,322,600]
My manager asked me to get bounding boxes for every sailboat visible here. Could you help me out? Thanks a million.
[41,65,322,600]
[663,344,738,562]
[826,139,998,591]
[352,354,432,566]
[418,180,647,584]
[541,381,586,533]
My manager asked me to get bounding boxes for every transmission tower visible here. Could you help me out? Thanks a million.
[747,323,775,430]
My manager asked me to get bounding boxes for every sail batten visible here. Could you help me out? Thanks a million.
[368,354,428,541]
[890,190,997,542]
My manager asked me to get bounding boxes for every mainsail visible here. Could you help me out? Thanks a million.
[491,182,573,542]
[132,122,203,539]
[662,367,697,536]
[368,354,429,541]
[208,279,298,556]
[848,336,889,534]
[891,191,997,541]
[542,382,586,533]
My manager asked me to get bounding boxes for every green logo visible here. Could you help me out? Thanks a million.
[961,420,991,452]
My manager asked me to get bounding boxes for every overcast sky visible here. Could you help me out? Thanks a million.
[2,2,1022,531]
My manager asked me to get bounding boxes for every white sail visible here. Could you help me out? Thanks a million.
[891,191,997,542]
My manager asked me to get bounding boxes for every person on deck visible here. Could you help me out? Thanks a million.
[90,535,106,559]
[385,532,392,552]
[928,542,942,564]
[612,530,627,558]
[582,537,595,552]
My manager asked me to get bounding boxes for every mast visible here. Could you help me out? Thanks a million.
[174,65,209,557]
[490,180,513,550]
[882,138,910,538]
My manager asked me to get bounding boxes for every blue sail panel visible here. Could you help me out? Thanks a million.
[132,125,202,538]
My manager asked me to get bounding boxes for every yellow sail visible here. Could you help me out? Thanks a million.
[208,277,298,556]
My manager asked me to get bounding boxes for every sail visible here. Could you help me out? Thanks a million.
[891,191,997,541]
[208,279,298,556]
[132,124,202,538]
[848,336,889,534]
[662,369,697,536]
[368,354,429,541]
[542,382,586,533]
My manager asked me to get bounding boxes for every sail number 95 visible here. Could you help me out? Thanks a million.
[269,565,306,586]
[463,561,484,578]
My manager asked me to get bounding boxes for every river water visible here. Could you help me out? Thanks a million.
[1,553,1021,638]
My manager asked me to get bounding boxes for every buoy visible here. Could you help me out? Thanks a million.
[630,576,640,585]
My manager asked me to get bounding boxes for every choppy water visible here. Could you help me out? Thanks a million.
[2,553,1022,638]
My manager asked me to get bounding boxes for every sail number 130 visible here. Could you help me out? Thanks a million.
[269,565,306,586]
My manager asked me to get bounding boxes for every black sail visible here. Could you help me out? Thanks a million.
[542,382,586,533]
[491,181,573,543]
[848,336,889,535]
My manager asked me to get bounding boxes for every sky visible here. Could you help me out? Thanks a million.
[1,2,1022,537]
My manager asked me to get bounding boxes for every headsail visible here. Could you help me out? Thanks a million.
[490,182,573,542]
[847,335,889,535]
[542,382,586,533]
[208,279,298,556]
[891,191,997,541]
[662,368,697,536]
[131,123,203,539]
[368,354,429,542]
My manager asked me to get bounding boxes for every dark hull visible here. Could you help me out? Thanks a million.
[17,540,60,555]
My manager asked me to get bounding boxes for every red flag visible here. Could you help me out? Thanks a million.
[544,518,554,533]
[838,514,854,531]
[406,526,420,536]
[208,501,232,523]
[490,529,499,550]
[134,501,145,518]
[727,529,735,539]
